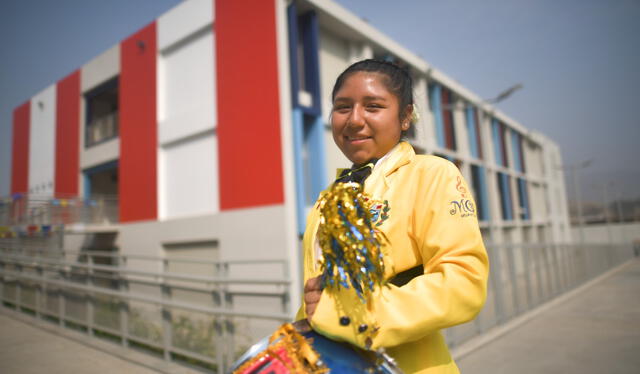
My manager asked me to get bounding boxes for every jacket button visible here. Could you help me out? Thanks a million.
[365,337,373,349]
[339,316,351,326]
[358,324,368,333]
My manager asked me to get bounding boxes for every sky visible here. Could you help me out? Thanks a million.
[1,0,639,203]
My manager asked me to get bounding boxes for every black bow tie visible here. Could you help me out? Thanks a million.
[335,159,378,185]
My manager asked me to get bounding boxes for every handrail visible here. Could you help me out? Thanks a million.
[1,248,288,267]
[0,269,289,321]
[0,253,290,285]
[0,248,293,372]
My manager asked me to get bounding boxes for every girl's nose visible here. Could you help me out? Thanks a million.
[348,105,365,127]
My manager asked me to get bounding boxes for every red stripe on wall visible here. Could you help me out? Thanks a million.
[216,0,284,210]
[55,70,80,197]
[119,23,157,222]
[11,102,30,194]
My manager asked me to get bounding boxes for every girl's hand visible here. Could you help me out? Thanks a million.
[304,276,323,321]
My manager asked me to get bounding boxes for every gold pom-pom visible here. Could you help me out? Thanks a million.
[316,182,386,302]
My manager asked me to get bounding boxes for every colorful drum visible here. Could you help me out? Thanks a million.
[230,321,402,374]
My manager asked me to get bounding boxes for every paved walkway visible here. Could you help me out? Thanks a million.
[456,258,640,374]
[0,309,198,374]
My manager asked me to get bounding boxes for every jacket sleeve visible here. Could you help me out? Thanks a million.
[307,161,489,350]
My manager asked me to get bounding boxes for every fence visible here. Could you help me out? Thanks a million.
[0,194,119,226]
[0,248,290,373]
[0,241,636,372]
[445,242,636,347]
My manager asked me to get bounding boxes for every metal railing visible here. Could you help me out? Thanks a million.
[0,248,290,373]
[0,194,118,226]
[445,242,635,348]
[1,241,635,371]
[86,112,118,147]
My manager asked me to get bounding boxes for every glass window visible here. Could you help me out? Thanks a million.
[496,172,513,220]
[429,83,456,151]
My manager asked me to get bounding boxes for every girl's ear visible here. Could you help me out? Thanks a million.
[401,104,414,125]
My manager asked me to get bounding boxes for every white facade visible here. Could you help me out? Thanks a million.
[28,85,56,196]
[8,0,575,336]
[157,0,218,220]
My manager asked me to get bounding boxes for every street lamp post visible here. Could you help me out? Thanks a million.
[562,160,593,244]
[485,83,524,104]
[441,83,524,110]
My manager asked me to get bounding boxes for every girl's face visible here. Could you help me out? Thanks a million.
[331,72,409,165]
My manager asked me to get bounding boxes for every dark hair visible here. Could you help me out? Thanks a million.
[331,59,414,123]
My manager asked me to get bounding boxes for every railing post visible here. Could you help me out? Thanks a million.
[87,254,94,337]
[16,261,22,310]
[58,264,66,327]
[550,243,563,295]
[487,244,505,325]
[161,258,172,362]
[505,244,520,315]
[522,244,534,310]
[281,260,290,316]
[119,255,129,348]
[35,261,42,319]
[0,253,4,307]
[221,262,232,374]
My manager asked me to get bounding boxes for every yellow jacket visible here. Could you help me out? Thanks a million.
[296,142,489,373]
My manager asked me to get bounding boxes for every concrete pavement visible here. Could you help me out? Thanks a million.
[456,258,640,374]
[0,308,199,374]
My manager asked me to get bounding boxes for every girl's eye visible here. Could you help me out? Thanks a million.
[333,105,351,112]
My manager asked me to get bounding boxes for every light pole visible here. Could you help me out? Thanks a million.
[592,182,614,244]
[610,182,625,223]
[441,83,524,110]
[485,83,524,104]
[563,160,593,243]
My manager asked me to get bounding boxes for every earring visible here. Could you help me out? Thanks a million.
[411,104,420,124]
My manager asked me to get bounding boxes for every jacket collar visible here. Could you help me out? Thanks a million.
[365,141,415,193]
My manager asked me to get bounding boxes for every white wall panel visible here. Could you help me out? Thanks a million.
[29,85,56,196]
[81,45,119,92]
[319,29,352,181]
[319,29,350,121]
[158,27,215,145]
[158,0,213,51]
[159,131,218,219]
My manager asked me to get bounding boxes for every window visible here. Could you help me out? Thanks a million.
[84,160,118,198]
[516,178,530,220]
[84,77,119,147]
[491,119,509,167]
[465,106,483,159]
[470,165,490,221]
[287,3,327,234]
[288,5,321,114]
[429,83,456,151]
[497,172,513,220]
[511,131,526,172]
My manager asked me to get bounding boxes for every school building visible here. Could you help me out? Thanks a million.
[7,0,571,325]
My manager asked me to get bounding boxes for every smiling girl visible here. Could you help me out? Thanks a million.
[298,59,489,373]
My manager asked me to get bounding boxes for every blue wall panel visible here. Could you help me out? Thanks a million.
[429,84,445,148]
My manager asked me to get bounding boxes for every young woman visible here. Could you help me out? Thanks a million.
[297,59,489,373]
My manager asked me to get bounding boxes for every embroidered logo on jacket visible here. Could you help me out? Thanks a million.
[369,199,390,227]
[450,199,476,217]
[450,176,476,217]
